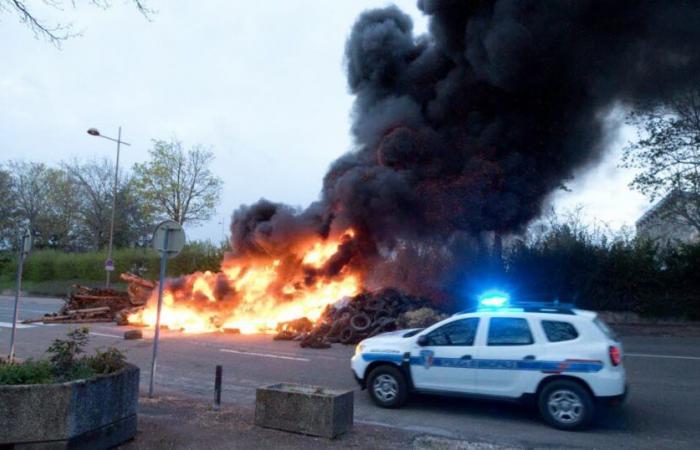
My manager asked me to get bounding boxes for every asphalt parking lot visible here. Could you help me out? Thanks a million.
[2,296,699,449]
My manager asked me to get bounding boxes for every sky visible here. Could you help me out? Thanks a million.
[0,0,651,243]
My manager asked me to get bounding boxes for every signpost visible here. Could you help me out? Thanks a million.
[148,220,186,398]
[8,230,32,363]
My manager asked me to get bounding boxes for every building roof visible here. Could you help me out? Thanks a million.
[636,190,692,227]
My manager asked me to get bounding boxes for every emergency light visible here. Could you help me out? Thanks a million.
[478,290,510,308]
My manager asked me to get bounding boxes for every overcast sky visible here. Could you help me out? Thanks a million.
[0,0,650,242]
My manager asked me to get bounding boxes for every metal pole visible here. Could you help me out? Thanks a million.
[214,365,222,411]
[105,126,122,288]
[148,228,170,398]
[8,235,26,363]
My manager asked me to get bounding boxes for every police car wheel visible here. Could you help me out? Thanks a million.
[538,380,594,430]
[367,365,408,408]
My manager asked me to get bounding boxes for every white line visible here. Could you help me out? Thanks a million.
[626,352,700,361]
[0,322,35,329]
[355,419,459,439]
[0,307,58,314]
[219,348,310,362]
[90,332,122,339]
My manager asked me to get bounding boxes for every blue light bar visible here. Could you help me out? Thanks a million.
[478,290,510,308]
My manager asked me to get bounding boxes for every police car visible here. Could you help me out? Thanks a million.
[351,294,627,430]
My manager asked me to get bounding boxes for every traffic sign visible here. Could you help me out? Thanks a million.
[21,230,32,256]
[105,259,115,272]
[149,219,186,398]
[152,220,186,259]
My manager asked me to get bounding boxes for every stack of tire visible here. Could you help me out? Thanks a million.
[274,288,437,348]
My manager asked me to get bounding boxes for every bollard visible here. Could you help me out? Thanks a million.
[214,365,223,411]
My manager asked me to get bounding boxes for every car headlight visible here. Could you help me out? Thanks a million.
[355,343,365,355]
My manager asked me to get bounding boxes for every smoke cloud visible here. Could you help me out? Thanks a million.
[230,1,700,301]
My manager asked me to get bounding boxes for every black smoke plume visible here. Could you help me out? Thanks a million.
[230,1,700,303]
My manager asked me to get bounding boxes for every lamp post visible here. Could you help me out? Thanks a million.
[87,127,131,288]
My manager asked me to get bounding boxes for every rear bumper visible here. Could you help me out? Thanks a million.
[597,384,628,407]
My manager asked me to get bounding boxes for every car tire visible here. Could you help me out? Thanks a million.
[538,379,594,430]
[367,365,408,409]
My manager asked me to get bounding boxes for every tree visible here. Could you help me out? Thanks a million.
[623,88,700,233]
[63,158,117,250]
[41,168,81,249]
[2,0,152,46]
[63,158,153,250]
[0,167,16,248]
[133,139,223,227]
[5,161,79,249]
[7,161,55,244]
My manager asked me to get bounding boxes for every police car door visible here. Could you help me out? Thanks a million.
[472,316,542,397]
[410,317,481,393]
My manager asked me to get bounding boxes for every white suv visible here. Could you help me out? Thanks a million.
[351,302,627,430]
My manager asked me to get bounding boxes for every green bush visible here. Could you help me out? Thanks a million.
[0,360,53,385]
[0,327,127,385]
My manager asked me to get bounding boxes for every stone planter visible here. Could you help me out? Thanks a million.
[0,363,139,449]
[255,383,353,438]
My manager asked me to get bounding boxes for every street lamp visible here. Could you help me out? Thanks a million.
[87,127,131,288]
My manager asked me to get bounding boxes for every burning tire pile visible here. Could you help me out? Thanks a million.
[274,288,447,349]
[23,274,447,350]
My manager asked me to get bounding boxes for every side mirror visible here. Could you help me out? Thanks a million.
[417,335,429,346]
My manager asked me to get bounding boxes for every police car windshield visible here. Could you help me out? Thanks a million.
[403,329,424,338]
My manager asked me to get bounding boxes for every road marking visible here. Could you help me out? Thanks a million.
[626,353,700,361]
[0,322,35,329]
[90,332,122,339]
[0,306,58,314]
[219,348,310,362]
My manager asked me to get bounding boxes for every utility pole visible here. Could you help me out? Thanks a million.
[87,127,131,288]
[8,230,31,363]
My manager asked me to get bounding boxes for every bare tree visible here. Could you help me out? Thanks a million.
[0,167,16,247]
[63,158,116,250]
[132,139,223,226]
[7,161,54,236]
[5,161,80,248]
[1,0,152,46]
[623,88,700,233]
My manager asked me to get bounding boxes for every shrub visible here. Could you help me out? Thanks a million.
[47,327,91,378]
[88,347,127,375]
[0,360,53,385]
[0,327,126,385]
[0,241,225,283]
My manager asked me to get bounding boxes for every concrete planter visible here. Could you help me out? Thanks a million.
[255,383,353,438]
[0,363,139,449]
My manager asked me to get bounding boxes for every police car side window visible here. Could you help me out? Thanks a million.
[426,318,479,346]
[541,320,579,342]
[487,317,533,346]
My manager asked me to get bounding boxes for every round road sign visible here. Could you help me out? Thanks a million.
[152,220,186,259]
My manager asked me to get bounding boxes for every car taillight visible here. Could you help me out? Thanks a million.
[609,345,622,366]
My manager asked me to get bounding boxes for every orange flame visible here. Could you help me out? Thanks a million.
[128,230,360,333]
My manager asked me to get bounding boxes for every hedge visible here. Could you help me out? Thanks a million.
[0,241,226,283]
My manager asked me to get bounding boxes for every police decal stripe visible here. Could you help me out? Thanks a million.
[361,353,603,373]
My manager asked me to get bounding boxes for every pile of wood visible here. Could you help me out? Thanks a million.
[274,288,444,348]
[22,273,154,325]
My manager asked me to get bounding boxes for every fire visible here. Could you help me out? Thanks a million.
[128,230,360,333]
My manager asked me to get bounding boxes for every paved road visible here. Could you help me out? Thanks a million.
[2,296,699,449]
